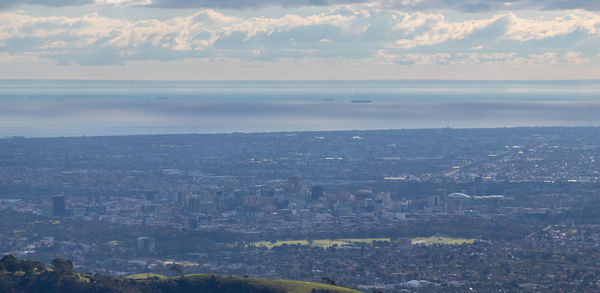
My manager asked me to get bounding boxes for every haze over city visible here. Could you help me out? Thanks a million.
[1,1,600,293]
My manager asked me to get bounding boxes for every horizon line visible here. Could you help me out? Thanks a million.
[1,79,600,82]
[4,125,599,140]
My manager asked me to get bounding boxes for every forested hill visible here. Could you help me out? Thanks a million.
[0,255,359,293]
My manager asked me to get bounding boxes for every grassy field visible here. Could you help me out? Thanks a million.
[242,277,360,293]
[124,273,169,280]
[124,273,360,293]
[411,236,477,245]
[252,238,391,249]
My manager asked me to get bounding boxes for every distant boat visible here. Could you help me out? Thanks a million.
[350,99,371,103]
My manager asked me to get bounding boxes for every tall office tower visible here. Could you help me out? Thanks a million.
[288,176,300,194]
[53,195,65,218]
[311,186,324,201]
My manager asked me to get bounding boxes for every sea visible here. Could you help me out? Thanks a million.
[1,80,599,137]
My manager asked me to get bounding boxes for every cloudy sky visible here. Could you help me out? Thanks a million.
[1,0,599,80]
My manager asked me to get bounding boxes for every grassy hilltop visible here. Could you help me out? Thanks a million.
[127,273,360,293]
[0,255,359,293]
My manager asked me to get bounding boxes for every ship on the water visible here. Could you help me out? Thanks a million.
[350,99,372,103]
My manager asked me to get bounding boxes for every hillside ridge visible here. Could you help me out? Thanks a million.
[0,255,360,293]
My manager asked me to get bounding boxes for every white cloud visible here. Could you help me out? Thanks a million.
[564,51,590,64]
[0,52,42,62]
[504,11,600,41]
[375,50,452,65]
[0,8,363,52]
[94,0,151,6]
[0,6,599,67]
[375,50,594,66]
[393,14,501,48]
[527,52,558,64]
[389,11,600,48]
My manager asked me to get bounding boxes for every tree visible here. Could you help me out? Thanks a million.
[51,259,73,276]
[169,264,183,278]
[320,277,336,286]
[0,255,19,272]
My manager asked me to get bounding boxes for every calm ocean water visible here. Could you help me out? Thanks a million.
[1,80,600,137]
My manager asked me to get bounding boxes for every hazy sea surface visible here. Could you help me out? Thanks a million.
[1,80,600,137]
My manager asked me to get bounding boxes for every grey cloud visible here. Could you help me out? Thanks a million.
[1,0,600,11]
[0,0,366,10]
[420,0,599,11]
[145,0,366,9]
[144,0,600,11]
[2,7,599,66]
[0,0,93,9]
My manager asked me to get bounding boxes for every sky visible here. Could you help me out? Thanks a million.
[0,0,599,80]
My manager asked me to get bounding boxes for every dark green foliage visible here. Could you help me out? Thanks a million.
[0,256,283,293]
[141,275,282,293]
[51,259,74,276]
[169,264,183,278]
[0,255,19,272]
[320,277,336,286]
